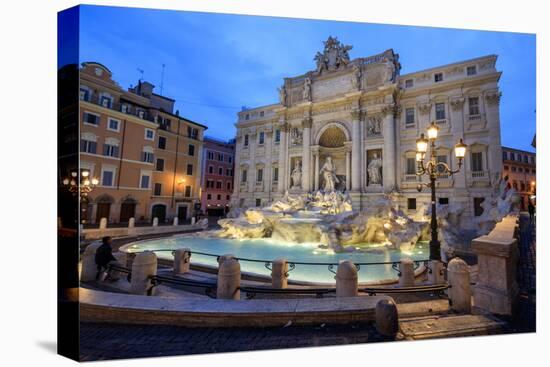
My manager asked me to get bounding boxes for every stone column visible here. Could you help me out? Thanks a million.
[350,110,362,191]
[173,248,191,275]
[345,143,352,191]
[130,251,158,295]
[398,258,415,287]
[232,133,242,199]
[382,106,396,190]
[271,258,288,289]
[248,131,257,193]
[264,128,273,193]
[450,97,467,189]
[277,121,288,194]
[301,117,312,192]
[447,257,472,313]
[335,260,358,297]
[217,255,241,300]
[471,225,519,315]
[485,91,503,175]
[80,242,103,282]
[312,146,320,191]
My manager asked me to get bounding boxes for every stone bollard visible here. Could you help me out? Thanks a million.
[447,257,471,313]
[130,251,158,295]
[217,255,241,300]
[80,242,102,282]
[128,217,135,228]
[99,217,108,230]
[398,258,415,287]
[428,260,446,285]
[375,298,399,338]
[191,217,196,225]
[152,217,158,227]
[271,258,288,289]
[173,248,191,275]
[335,260,358,297]
[173,217,179,226]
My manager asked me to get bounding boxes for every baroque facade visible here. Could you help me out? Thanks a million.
[232,37,503,220]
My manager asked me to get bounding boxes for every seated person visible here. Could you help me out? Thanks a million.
[94,236,121,280]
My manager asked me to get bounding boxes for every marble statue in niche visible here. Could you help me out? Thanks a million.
[351,64,362,90]
[291,160,302,189]
[303,77,312,101]
[367,150,383,185]
[278,85,287,105]
[320,156,340,191]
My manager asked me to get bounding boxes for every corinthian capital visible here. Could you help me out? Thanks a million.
[301,117,313,129]
[450,97,465,111]
[485,91,502,106]
[350,110,363,121]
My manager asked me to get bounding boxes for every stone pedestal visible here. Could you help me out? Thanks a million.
[472,232,519,316]
[80,242,102,282]
[271,258,288,289]
[217,255,241,300]
[336,260,358,297]
[399,259,415,287]
[130,251,158,295]
[428,260,446,285]
[375,298,399,338]
[173,248,191,275]
[447,257,471,313]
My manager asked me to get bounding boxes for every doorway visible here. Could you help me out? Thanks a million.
[177,205,188,223]
[151,204,167,223]
[120,200,136,222]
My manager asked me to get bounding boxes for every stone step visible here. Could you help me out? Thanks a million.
[399,314,507,340]
[397,299,451,318]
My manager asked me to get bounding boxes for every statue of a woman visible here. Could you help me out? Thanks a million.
[303,77,311,101]
[367,152,383,185]
[278,86,287,105]
[291,160,302,189]
[320,156,339,191]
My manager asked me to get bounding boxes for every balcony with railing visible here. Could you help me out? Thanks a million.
[468,170,490,187]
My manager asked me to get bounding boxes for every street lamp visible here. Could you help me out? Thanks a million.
[415,121,467,261]
[62,169,99,224]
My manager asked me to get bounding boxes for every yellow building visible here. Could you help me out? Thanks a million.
[79,62,206,224]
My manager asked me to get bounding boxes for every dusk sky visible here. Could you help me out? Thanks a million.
[79,5,536,152]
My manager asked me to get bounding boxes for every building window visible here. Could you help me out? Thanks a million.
[216,181,222,189]
[207,194,212,200]
[154,183,162,196]
[518,167,523,173]
[513,181,518,190]
[217,153,224,162]
[140,174,150,189]
[474,197,485,217]
[228,156,233,163]
[226,195,230,200]
[103,143,119,158]
[83,112,100,126]
[468,97,480,115]
[258,132,265,145]
[156,158,164,171]
[107,118,120,132]
[218,167,223,175]
[434,73,443,82]
[100,95,112,108]
[158,136,167,150]
[242,169,248,182]
[510,152,515,160]
[206,180,214,188]
[405,79,414,88]
[523,155,528,163]
[273,167,279,182]
[142,151,154,163]
[208,165,214,174]
[188,144,195,156]
[244,134,249,147]
[467,65,477,76]
[81,139,97,154]
[187,164,193,176]
[217,194,221,200]
[187,126,198,139]
[511,166,517,172]
[227,182,231,190]
[185,185,191,197]
[101,170,114,187]
[520,182,526,191]
[439,197,449,205]
[226,168,231,176]
[405,108,415,126]
[407,198,417,210]
[530,156,535,164]
[207,151,214,160]
[245,114,250,120]
[260,111,265,117]
[406,158,416,175]
[255,199,261,207]
[274,129,281,143]
[435,103,446,120]
[145,128,155,141]
[504,165,509,170]
[257,168,263,182]
[471,152,483,172]
[503,151,508,160]
[79,88,90,101]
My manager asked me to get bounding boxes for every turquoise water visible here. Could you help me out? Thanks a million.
[123,236,428,284]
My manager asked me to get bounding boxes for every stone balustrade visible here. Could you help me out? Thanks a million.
[471,214,519,315]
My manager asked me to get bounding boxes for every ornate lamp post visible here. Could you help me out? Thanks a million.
[62,169,99,224]
[415,121,467,261]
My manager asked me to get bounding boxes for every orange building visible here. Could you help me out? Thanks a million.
[502,146,536,210]
[79,62,206,224]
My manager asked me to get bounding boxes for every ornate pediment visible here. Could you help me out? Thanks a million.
[314,36,352,74]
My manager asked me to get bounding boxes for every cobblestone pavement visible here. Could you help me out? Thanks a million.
[513,213,536,332]
[79,322,385,361]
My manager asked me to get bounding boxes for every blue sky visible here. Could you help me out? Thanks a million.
[78,5,536,152]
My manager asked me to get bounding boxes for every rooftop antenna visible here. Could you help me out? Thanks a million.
[137,68,144,82]
[160,63,166,96]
